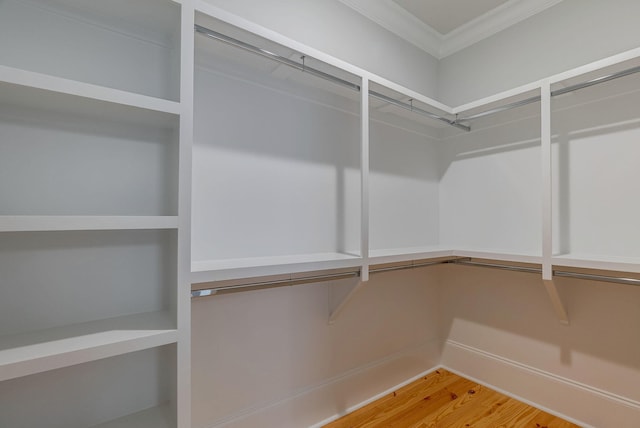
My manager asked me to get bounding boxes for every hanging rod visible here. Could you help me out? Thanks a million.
[451,259,541,274]
[451,259,640,287]
[369,91,470,132]
[195,24,469,132]
[190,256,640,298]
[458,63,640,121]
[191,270,360,298]
[190,258,463,298]
[369,258,461,274]
[458,95,542,121]
[195,24,360,92]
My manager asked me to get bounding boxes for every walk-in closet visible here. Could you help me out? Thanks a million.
[2,0,640,427]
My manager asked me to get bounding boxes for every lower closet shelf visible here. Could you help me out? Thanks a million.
[90,403,174,428]
[369,246,453,265]
[0,310,177,382]
[192,252,363,283]
[552,253,640,274]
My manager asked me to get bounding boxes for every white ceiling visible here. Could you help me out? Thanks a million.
[393,0,509,35]
[338,0,564,58]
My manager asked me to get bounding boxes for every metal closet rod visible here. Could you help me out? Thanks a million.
[459,63,640,121]
[191,270,361,297]
[190,260,455,298]
[190,257,640,298]
[369,90,470,131]
[451,259,640,287]
[194,24,469,132]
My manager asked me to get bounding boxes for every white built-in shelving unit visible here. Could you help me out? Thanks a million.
[367,83,449,265]
[440,88,543,264]
[188,4,640,322]
[551,56,640,273]
[190,12,363,282]
[4,0,640,426]
[0,0,190,426]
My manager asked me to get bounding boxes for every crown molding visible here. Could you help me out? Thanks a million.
[440,0,565,57]
[337,0,564,59]
[337,0,442,58]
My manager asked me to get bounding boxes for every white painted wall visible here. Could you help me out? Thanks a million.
[198,0,440,98]
[191,270,441,428]
[438,0,640,106]
[439,265,640,427]
[439,102,542,255]
[369,115,440,251]
[0,0,181,100]
[192,49,361,262]
[552,77,640,259]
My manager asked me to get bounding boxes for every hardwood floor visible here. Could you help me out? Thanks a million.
[323,369,580,428]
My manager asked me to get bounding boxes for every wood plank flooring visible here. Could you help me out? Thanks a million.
[323,369,580,428]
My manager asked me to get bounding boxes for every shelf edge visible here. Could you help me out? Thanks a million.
[0,216,179,232]
[0,65,181,115]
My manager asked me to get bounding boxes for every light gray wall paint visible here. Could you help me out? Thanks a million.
[438,0,640,106]
[200,0,440,97]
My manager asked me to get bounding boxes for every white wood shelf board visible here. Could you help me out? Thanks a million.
[0,216,178,232]
[452,81,543,115]
[90,403,174,428]
[548,46,640,86]
[369,247,454,265]
[191,252,362,283]
[0,311,177,382]
[0,65,181,119]
[552,254,640,274]
[451,249,543,265]
[452,47,640,116]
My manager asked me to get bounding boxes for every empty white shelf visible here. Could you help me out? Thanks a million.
[0,311,177,382]
[0,65,180,115]
[369,246,454,265]
[192,252,362,283]
[452,249,543,264]
[0,216,179,232]
[552,253,640,273]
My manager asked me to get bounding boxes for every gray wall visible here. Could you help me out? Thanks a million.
[200,0,440,98]
[438,0,640,106]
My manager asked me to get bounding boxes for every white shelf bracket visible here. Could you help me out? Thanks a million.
[543,279,569,325]
[328,275,366,324]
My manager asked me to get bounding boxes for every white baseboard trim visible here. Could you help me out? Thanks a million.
[442,340,640,428]
[204,339,441,428]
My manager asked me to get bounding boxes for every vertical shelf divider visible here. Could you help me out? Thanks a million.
[328,77,369,324]
[177,1,195,426]
[361,77,370,282]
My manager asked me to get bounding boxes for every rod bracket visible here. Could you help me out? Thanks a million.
[543,279,570,325]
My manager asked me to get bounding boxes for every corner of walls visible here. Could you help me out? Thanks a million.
[437,0,640,106]
[191,269,444,428]
[438,266,640,427]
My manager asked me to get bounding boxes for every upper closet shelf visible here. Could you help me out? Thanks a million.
[0,65,181,116]
[192,253,362,283]
[0,310,177,383]
[0,216,179,233]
